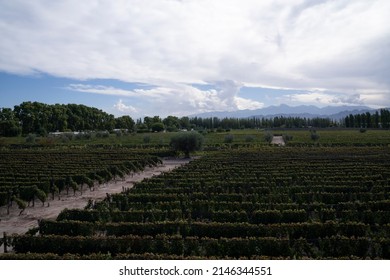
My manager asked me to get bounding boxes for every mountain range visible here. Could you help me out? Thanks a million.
[189,104,378,120]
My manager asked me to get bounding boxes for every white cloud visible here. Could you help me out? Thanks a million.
[279,90,365,107]
[67,80,263,117]
[1,0,389,114]
[235,97,264,111]
[114,99,138,114]
[67,84,137,97]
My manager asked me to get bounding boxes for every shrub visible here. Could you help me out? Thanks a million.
[151,122,165,132]
[264,131,273,143]
[59,134,70,143]
[170,132,204,158]
[311,133,320,141]
[74,132,93,140]
[310,130,320,141]
[143,135,151,144]
[245,135,255,142]
[224,134,234,143]
[96,131,110,138]
[283,134,293,143]
[63,132,74,141]
[25,133,37,143]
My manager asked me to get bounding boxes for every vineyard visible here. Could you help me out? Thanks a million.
[2,146,390,259]
[0,149,163,213]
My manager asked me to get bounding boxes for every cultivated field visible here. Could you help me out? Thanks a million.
[1,129,390,259]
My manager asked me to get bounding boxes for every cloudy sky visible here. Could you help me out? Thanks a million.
[0,0,389,118]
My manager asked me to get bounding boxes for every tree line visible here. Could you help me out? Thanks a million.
[344,109,390,129]
[1,101,389,137]
[0,101,134,136]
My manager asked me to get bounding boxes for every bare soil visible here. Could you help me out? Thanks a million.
[0,159,190,240]
[271,136,285,146]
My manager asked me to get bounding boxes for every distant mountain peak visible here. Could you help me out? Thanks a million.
[189,104,375,119]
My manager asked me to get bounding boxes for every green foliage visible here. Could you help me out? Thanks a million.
[264,131,273,143]
[151,122,165,132]
[13,196,27,211]
[310,130,320,141]
[4,101,390,141]
[0,150,162,209]
[25,133,36,143]
[244,135,254,142]
[5,146,390,259]
[96,131,110,138]
[163,116,180,132]
[345,109,389,129]
[11,101,116,135]
[143,135,151,144]
[59,134,70,143]
[170,132,204,158]
[0,108,22,137]
[224,134,234,143]
[35,188,47,205]
[115,115,135,131]
[0,120,21,137]
[282,134,293,144]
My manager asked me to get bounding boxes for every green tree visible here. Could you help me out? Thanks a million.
[345,115,350,128]
[373,111,380,128]
[163,115,180,131]
[180,117,191,130]
[348,114,355,128]
[151,122,165,132]
[115,115,135,131]
[143,116,162,130]
[170,132,204,158]
[143,116,153,130]
[0,108,21,136]
[0,121,21,136]
[14,102,40,135]
[136,123,149,133]
[381,109,390,128]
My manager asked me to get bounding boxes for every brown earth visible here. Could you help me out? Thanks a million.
[0,159,190,242]
[271,136,286,146]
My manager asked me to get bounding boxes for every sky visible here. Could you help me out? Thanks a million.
[0,0,389,118]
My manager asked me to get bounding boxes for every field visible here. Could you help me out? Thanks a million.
[1,129,390,259]
[2,128,390,148]
[0,149,165,211]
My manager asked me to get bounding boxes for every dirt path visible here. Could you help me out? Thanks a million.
[0,159,190,240]
[271,136,285,146]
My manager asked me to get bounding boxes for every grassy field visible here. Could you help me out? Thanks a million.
[271,129,390,146]
[1,128,389,148]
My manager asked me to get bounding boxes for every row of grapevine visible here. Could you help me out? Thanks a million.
[56,207,390,225]
[38,219,389,239]
[7,146,390,259]
[0,149,162,210]
[9,234,390,259]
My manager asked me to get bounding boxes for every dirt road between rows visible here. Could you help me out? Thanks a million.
[271,136,286,146]
[0,159,190,239]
